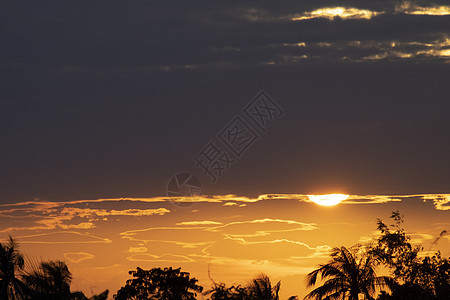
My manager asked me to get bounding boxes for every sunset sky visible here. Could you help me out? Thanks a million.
[1,0,449,298]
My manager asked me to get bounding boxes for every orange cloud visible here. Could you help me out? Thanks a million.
[126,253,195,263]
[176,221,222,226]
[423,194,450,210]
[14,231,112,244]
[64,252,95,263]
[127,246,148,253]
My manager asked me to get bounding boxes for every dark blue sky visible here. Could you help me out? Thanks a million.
[1,0,449,202]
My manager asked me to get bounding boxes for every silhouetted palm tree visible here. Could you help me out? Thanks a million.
[23,260,73,299]
[247,273,280,300]
[0,236,25,300]
[304,246,393,300]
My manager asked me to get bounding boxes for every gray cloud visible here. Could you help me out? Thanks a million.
[1,0,449,201]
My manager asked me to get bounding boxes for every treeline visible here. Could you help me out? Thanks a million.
[1,211,449,299]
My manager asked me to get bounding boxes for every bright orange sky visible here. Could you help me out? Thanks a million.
[1,194,449,298]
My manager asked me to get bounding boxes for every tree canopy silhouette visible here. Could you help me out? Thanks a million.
[304,246,393,300]
[372,211,450,300]
[22,260,73,299]
[203,282,248,300]
[114,267,203,300]
[0,237,109,300]
[204,273,292,300]
[247,273,281,300]
[0,236,25,300]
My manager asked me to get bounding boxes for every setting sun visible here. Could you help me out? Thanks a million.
[307,194,349,206]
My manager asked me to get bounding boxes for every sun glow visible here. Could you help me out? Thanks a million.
[307,194,349,206]
[292,7,381,21]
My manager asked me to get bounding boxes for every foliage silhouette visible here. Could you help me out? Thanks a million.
[1,211,449,300]
[246,273,281,300]
[371,211,450,299]
[370,211,421,281]
[23,260,73,299]
[204,282,248,300]
[114,267,203,300]
[0,236,25,300]
[304,246,393,300]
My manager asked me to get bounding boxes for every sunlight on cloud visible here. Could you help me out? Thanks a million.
[257,34,450,65]
[396,1,450,15]
[64,252,95,263]
[358,37,450,61]
[206,219,317,233]
[282,42,306,47]
[341,195,403,204]
[14,231,112,244]
[365,52,415,59]
[292,7,382,21]
[94,264,120,270]
[119,217,323,266]
[120,228,214,248]
[126,253,195,263]
[119,218,318,254]
[417,49,450,57]
[307,194,349,206]
[127,246,148,253]
[422,194,450,210]
[261,37,450,65]
[225,237,328,249]
[0,219,96,233]
[58,222,96,229]
[176,221,222,226]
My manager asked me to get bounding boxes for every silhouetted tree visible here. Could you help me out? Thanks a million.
[89,289,109,300]
[247,273,280,300]
[371,211,450,299]
[0,236,106,299]
[68,289,108,300]
[369,211,421,281]
[374,253,449,300]
[23,260,73,299]
[114,267,203,300]
[304,246,393,300]
[204,282,248,300]
[71,291,89,300]
[0,236,25,300]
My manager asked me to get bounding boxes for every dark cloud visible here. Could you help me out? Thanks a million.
[0,1,449,202]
